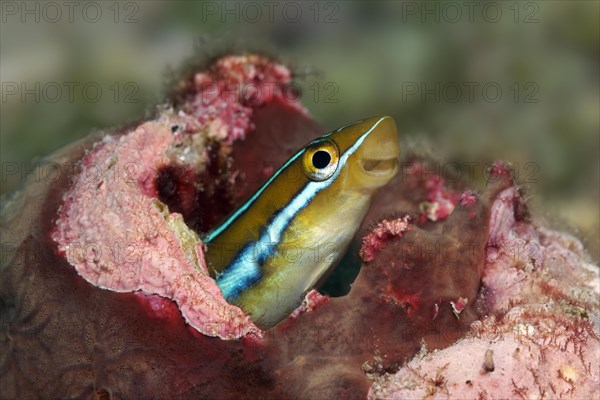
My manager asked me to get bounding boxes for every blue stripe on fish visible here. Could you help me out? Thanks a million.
[215,117,387,300]
[203,119,368,244]
[203,149,306,244]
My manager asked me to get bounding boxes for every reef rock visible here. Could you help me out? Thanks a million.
[1,54,598,399]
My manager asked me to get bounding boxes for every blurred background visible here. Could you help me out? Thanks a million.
[1,1,598,259]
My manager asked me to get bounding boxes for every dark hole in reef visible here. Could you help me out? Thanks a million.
[91,388,111,400]
[0,296,16,322]
[312,150,331,169]
[319,241,362,297]
[156,167,178,201]
[155,141,236,234]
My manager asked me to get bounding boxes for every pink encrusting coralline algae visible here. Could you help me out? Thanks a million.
[360,215,412,262]
[180,54,304,144]
[51,112,262,340]
[403,161,463,223]
[369,183,600,400]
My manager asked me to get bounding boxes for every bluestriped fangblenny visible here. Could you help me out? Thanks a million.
[204,116,400,328]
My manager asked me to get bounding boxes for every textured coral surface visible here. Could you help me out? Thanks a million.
[50,113,260,340]
[1,54,598,399]
[369,186,600,399]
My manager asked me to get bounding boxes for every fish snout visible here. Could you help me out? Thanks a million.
[351,116,400,189]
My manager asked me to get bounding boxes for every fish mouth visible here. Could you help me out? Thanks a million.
[359,156,399,178]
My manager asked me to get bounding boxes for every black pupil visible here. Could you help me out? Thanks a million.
[312,150,331,169]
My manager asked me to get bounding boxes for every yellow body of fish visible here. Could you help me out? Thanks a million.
[204,116,400,328]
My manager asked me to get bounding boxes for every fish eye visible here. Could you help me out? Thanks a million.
[302,140,339,181]
[312,150,331,169]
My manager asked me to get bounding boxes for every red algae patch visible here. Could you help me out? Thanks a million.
[360,215,412,262]
[180,54,306,144]
[288,290,329,320]
[403,161,462,223]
